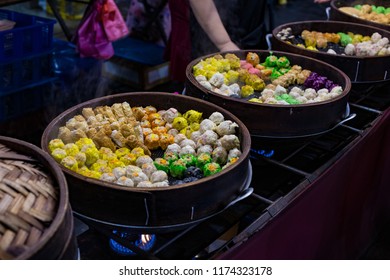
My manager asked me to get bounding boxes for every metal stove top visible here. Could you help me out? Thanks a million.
[74,82,390,260]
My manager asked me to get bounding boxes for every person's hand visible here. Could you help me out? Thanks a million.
[314,0,331,3]
[218,41,240,52]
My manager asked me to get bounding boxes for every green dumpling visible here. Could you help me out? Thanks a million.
[203,162,222,177]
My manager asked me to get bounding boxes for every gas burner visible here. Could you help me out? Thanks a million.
[250,148,275,158]
[109,231,156,256]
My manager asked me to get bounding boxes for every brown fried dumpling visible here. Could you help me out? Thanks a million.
[93,129,116,151]
[58,126,73,144]
[111,103,125,119]
[82,107,95,119]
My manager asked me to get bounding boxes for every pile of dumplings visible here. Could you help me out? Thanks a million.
[48,102,243,188]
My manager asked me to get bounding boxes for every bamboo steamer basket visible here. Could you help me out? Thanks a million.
[0,136,77,260]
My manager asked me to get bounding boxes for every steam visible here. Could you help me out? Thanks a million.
[44,56,108,125]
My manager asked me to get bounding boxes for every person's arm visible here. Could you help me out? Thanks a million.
[188,0,239,52]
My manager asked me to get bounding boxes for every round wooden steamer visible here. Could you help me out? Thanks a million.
[185,50,351,138]
[272,20,390,83]
[330,0,390,32]
[41,92,252,230]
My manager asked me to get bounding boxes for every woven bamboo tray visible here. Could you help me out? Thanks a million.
[0,136,76,260]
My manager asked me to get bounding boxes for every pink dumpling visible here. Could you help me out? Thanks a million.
[248,67,261,76]
[241,62,253,70]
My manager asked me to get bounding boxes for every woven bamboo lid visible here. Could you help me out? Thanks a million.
[0,137,68,259]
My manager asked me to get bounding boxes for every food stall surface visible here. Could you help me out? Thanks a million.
[1,0,390,260]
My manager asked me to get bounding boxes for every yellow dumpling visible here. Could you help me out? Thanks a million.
[75,137,95,150]
[131,147,145,158]
[51,148,67,163]
[172,117,188,131]
[120,153,137,165]
[64,143,80,157]
[99,147,116,161]
[82,146,99,166]
[115,147,131,158]
[48,139,65,153]
[183,110,202,124]
[61,156,78,172]
[74,152,87,168]
[108,159,126,169]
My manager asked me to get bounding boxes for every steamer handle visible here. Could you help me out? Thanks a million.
[225,187,254,209]
[336,113,356,127]
[266,33,273,50]
[326,7,331,20]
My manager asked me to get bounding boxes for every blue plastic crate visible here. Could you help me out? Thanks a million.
[0,9,56,61]
[0,51,54,93]
[0,80,55,122]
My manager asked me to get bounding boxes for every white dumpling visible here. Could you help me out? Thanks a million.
[377,37,389,48]
[276,100,289,105]
[264,97,278,104]
[212,146,228,165]
[141,163,157,178]
[371,32,382,43]
[162,108,179,123]
[209,72,225,87]
[197,130,219,146]
[217,135,240,151]
[174,133,187,144]
[344,43,355,56]
[130,172,149,186]
[196,144,213,155]
[330,86,343,95]
[220,84,234,96]
[195,75,207,83]
[229,83,241,95]
[179,145,196,156]
[289,86,304,95]
[168,128,179,136]
[288,91,301,99]
[296,96,308,104]
[125,165,142,177]
[137,181,153,188]
[190,131,202,143]
[116,176,134,187]
[199,80,213,91]
[150,170,169,183]
[166,143,181,155]
[228,148,242,160]
[199,119,216,133]
[136,155,154,167]
[180,139,196,149]
[317,88,329,95]
[274,85,287,95]
[303,88,317,100]
[208,112,225,125]
[112,167,126,179]
[152,181,169,187]
[215,120,239,136]
[100,172,116,183]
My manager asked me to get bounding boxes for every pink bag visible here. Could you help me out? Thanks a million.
[75,0,129,60]
[102,0,129,41]
[76,0,114,59]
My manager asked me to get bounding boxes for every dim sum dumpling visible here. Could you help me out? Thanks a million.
[150,170,169,183]
[215,120,239,136]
